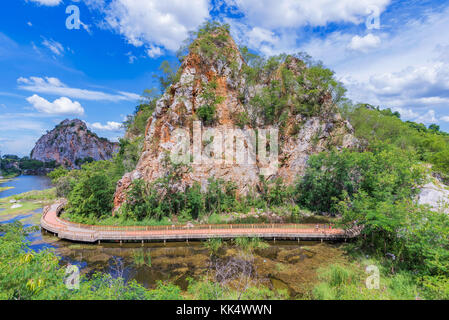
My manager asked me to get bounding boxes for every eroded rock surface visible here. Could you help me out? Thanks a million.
[31,119,118,169]
[113,29,357,210]
[418,180,449,213]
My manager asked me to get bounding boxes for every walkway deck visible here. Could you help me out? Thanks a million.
[40,200,362,243]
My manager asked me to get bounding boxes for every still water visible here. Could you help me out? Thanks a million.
[0,175,52,198]
[0,175,344,297]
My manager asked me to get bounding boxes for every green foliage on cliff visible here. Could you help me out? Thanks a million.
[183,21,233,62]
[123,89,158,137]
[297,146,424,214]
[241,53,347,127]
[348,105,449,179]
[197,80,225,125]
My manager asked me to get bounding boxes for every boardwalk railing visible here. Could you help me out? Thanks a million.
[41,199,361,243]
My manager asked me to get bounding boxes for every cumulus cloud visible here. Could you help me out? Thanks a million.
[91,0,210,51]
[26,94,85,116]
[415,110,437,124]
[346,61,449,114]
[146,45,163,58]
[348,33,381,52]
[89,121,123,131]
[27,0,62,6]
[17,76,140,102]
[224,0,390,29]
[126,52,137,64]
[41,38,64,56]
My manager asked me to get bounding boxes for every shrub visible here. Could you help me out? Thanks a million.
[67,172,115,218]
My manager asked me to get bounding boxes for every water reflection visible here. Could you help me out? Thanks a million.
[0,175,52,198]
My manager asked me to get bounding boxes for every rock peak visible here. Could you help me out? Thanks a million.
[113,24,358,210]
[31,119,118,169]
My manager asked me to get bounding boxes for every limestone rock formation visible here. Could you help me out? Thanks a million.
[113,26,357,210]
[418,179,449,214]
[31,119,119,169]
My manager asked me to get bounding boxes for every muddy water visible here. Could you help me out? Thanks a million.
[35,232,347,298]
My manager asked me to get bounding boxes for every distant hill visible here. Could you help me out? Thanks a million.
[31,119,119,169]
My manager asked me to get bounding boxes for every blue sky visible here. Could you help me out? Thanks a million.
[1,0,449,156]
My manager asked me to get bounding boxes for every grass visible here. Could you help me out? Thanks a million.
[0,188,56,218]
[312,260,420,300]
[0,177,14,192]
[7,188,56,201]
[204,238,224,254]
[233,237,270,252]
[275,263,287,272]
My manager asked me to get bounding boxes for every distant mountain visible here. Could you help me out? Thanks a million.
[31,119,119,169]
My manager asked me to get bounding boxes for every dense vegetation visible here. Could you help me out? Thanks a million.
[0,154,58,177]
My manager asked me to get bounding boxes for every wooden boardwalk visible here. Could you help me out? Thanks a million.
[40,200,361,243]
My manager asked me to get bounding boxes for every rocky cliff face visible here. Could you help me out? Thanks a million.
[113,26,357,210]
[418,178,449,214]
[31,119,119,169]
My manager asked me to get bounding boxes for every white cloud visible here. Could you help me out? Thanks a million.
[415,110,437,124]
[27,0,62,6]
[146,45,163,58]
[368,63,449,98]
[0,113,49,155]
[440,116,449,122]
[26,94,85,116]
[348,33,381,52]
[27,22,33,27]
[0,135,41,157]
[42,38,64,56]
[89,121,123,131]
[390,107,419,120]
[126,52,137,63]
[17,76,140,102]
[344,61,449,114]
[89,0,210,51]
[80,21,92,35]
[302,6,449,129]
[225,0,390,29]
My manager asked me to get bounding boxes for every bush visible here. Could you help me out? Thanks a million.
[67,172,115,218]
[296,146,424,214]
